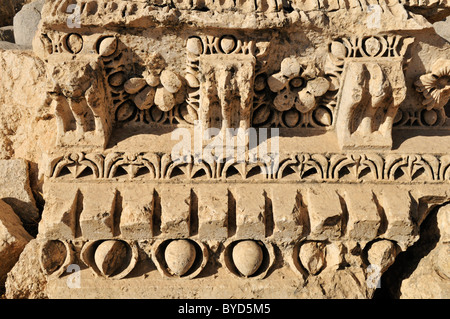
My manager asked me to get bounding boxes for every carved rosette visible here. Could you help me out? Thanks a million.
[415,59,450,111]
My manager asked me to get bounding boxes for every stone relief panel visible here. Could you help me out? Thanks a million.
[2,0,450,300]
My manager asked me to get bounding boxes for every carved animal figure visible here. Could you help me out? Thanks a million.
[46,56,111,148]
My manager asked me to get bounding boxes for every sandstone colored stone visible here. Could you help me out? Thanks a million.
[160,70,182,94]
[5,239,47,299]
[0,159,39,225]
[38,184,79,240]
[94,240,128,277]
[434,17,450,42]
[271,186,305,242]
[381,189,418,248]
[124,78,147,95]
[367,240,398,273]
[119,186,154,240]
[154,86,176,112]
[79,186,118,240]
[13,0,44,47]
[164,239,196,276]
[0,199,32,285]
[235,187,266,240]
[1,0,450,300]
[299,242,326,275]
[343,188,381,242]
[306,187,343,240]
[197,186,228,241]
[400,205,450,299]
[232,240,263,277]
[159,186,191,238]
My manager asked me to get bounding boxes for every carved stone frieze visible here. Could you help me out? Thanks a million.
[2,0,450,300]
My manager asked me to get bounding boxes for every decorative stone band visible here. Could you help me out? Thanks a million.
[45,151,450,182]
[37,183,449,285]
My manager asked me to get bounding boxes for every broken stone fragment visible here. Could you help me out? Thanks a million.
[40,240,67,276]
[306,77,330,97]
[0,199,32,286]
[13,0,44,47]
[299,242,326,275]
[367,240,398,273]
[5,239,47,299]
[0,159,39,226]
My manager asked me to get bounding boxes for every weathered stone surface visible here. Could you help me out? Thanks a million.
[434,17,450,42]
[0,49,52,163]
[299,241,326,275]
[0,159,39,225]
[197,186,228,241]
[232,240,263,277]
[271,186,305,242]
[94,240,128,277]
[1,0,450,300]
[5,239,47,299]
[159,185,191,238]
[164,239,196,276]
[13,0,44,47]
[399,205,450,298]
[0,199,32,286]
[235,187,266,240]
[306,187,343,240]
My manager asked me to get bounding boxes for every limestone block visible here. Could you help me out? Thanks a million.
[13,0,44,47]
[306,187,344,240]
[235,187,266,240]
[197,186,228,241]
[119,186,154,240]
[0,50,51,161]
[0,26,14,42]
[79,185,118,240]
[0,199,32,285]
[159,185,191,238]
[38,184,79,240]
[343,187,381,241]
[381,189,418,248]
[271,186,305,242]
[0,159,39,225]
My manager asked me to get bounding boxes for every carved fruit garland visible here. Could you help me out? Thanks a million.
[124,70,184,113]
[268,57,330,114]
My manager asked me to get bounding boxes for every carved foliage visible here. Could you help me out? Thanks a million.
[47,151,450,182]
